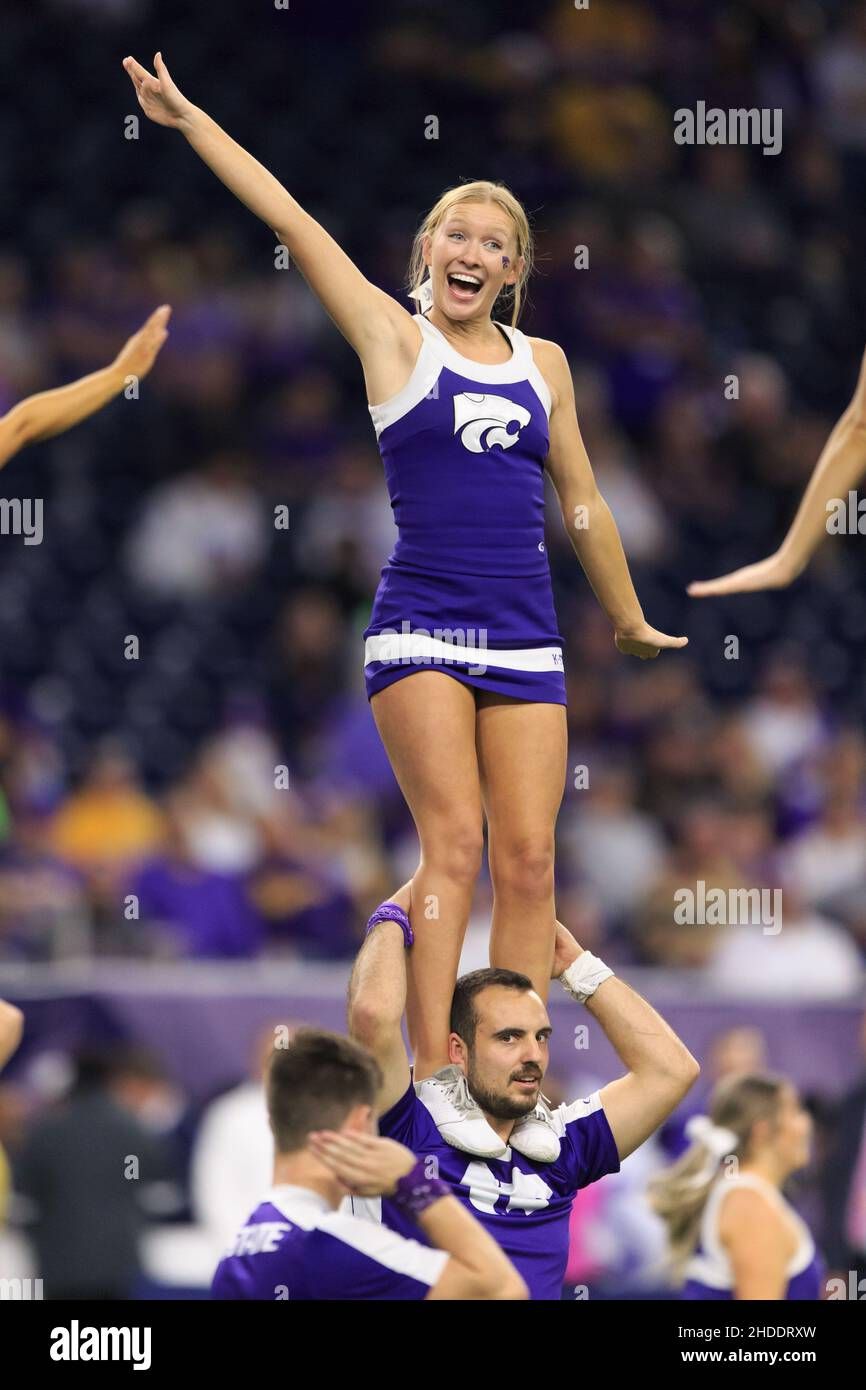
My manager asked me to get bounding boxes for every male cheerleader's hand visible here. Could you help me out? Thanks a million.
[123,52,194,129]
[308,1130,418,1198]
[688,551,793,598]
[551,920,583,979]
[112,306,172,382]
[614,620,688,660]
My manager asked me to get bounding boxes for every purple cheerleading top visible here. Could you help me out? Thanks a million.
[348,1082,621,1301]
[681,1173,825,1300]
[211,1185,447,1300]
[368,313,553,579]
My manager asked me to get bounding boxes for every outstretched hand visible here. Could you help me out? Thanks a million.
[615,621,688,660]
[123,52,193,129]
[688,553,793,598]
[113,305,172,380]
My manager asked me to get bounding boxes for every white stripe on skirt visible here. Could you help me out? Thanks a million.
[364,632,564,672]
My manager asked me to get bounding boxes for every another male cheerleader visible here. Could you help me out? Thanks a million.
[342,892,699,1299]
[211,1028,526,1300]
[0,306,170,470]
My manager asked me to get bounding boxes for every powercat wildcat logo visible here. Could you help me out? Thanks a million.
[453,393,531,453]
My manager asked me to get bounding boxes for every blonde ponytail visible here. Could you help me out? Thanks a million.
[647,1072,787,1283]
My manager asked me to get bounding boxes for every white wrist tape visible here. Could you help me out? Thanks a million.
[559,951,614,1003]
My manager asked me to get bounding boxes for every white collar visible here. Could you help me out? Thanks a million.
[265,1184,332,1213]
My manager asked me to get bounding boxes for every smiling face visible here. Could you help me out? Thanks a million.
[423,201,522,321]
[449,984,552,1120]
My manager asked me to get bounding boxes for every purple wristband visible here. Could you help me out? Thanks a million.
[391,1158,450,1219]
[365,902,413,948]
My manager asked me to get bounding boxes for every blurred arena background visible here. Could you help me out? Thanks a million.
[0,0,865,1299]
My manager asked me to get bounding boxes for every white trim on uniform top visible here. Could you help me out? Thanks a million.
[367,314,552,438]
[267,1184,448,1287]
[365,631,564,672]
[548,1089,607,1137]
[684,1172,815,1290]
[418,314,553,420]
[368,331,442,440]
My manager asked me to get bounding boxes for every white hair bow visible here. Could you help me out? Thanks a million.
[408,277,434,314]
[685,1113,739,1159]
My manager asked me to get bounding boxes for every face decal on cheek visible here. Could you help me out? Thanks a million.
[502,255,510,269]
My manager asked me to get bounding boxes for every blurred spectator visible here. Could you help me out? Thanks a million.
[49,741,164,891]
[0,813,87,959]
[740,655,827,778]
[125,451,268,600]
[558,761,665,919]
[780,731,866,914]
[815,8,866,158]
[660,1027,770,1162]
[12,1047,173,1300]
[706,881,863,1000]
[189,1027,280,1262]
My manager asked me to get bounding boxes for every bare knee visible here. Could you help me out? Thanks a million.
[421,820,484,890]
[491,838,555,903]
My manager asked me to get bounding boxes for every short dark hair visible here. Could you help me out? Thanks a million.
[266,1028,383,1153]
[450,968,534,1047]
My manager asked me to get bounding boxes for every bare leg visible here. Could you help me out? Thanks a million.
[371,672,484,1080]
[475,694,567,1000]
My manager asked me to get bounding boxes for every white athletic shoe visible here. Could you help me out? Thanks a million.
[415,1065,507,1158]
[509,1094,562,1163]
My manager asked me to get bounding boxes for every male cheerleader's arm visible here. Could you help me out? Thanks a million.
[309,1129,528,1300]
[535,340,688,661]
[0,307,170,470]
[122,55,413,360]
[551,921,700,1161]
[347,885,413,1115]
[689,344,866,597]
[0,1000,23,1071]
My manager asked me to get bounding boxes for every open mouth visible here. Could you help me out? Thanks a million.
[447,273,483,301]
[513,1076,540,1088]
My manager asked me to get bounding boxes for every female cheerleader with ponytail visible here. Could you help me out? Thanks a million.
[123,52,686,1083]
[648,1073,825,1300]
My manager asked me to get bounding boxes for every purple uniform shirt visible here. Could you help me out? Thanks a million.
[370,314,553,580]
[354,1082,621,1301]
[211,1184,447,1300]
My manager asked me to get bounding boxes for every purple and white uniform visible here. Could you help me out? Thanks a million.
[682,1173,825,1300]
[211,1184,446,1300]
[364,313,565,703]
[351,1081,620,1300]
